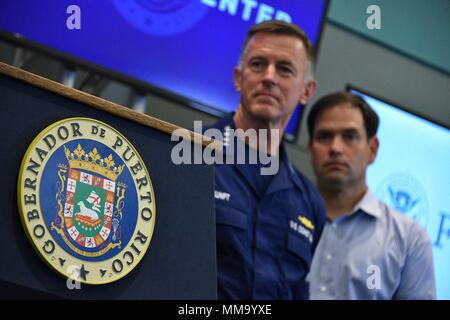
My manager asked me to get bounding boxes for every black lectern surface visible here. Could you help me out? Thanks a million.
[0,62,217,299]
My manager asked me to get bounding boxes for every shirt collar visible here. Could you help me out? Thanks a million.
[351,189,381,219]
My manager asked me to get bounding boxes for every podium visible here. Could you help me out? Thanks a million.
[0,62,218,299]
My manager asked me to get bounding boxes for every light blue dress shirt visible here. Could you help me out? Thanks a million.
[307,190,435,299]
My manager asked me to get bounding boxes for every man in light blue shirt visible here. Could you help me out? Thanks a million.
[306,92,435,299]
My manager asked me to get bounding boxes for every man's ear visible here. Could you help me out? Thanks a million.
[299,79,317,105]
[368,136,379,164]
[233,66,242,93]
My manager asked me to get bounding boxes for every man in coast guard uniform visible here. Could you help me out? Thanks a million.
[206,20,326,299]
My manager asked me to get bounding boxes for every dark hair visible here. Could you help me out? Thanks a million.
[307,92,379,139]
[240,20,316,79]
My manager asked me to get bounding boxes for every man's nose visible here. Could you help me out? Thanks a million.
[329,136,344,156]
[262,64,277,87]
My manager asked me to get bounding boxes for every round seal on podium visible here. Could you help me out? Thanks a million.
[17,118,156,285]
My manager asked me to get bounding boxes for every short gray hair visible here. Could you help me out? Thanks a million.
[238,19,316,82]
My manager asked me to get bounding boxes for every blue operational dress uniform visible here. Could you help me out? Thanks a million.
[206,113,326,300]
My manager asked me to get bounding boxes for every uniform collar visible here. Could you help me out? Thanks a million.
[215,113,304,195]
[213,112,236,139]
[263,145,294,195]
[284,152,306,194]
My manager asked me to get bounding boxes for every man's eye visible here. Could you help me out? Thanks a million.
[315,133,331,142]
[343,132,358,142]
[278,65,294,75]
[250,60,265,70]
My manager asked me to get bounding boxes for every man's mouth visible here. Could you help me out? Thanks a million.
[255,92,278,100]
[324,161,348,170]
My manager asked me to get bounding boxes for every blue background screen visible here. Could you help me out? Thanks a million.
[0,0,328,138]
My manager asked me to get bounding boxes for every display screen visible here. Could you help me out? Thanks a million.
[350,87,450,300]
[0,0,328,139]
